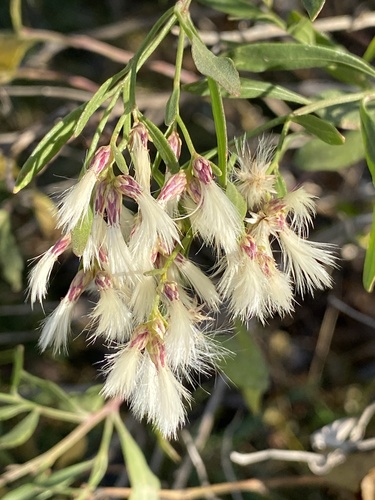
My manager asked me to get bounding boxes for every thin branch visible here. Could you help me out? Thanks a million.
[308,302,339,385]
[198,12,375,45]
[20,27,197,84]
[180,430,216,499]
[173,376,227,489]
[0,397,121,488]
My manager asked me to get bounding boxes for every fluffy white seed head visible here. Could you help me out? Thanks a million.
[184,181,243,255]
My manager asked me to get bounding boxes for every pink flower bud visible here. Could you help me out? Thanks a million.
[129,326,149,350]
[115,175,143,200]
[187,178,202,204]
[94,181,107,215]
[241,235,257,260]
[193,156,213,184]
[167,131,182,160]
[129,122,149,150]
[106,185,122,226]
[51,234,71,257]
[89,145,112,176]
[95,271,112,290]
[158,171,187,203]
[163,282,179,302]
[66,270,90,303]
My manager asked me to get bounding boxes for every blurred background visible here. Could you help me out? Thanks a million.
[1,0,375,498]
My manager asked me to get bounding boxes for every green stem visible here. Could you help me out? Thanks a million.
[173,28,186,96]
[10,345,23,395]
[21,370,82,413]
[84,84,123,169]
[0,398,121,488]
[10,0,22,35]
[292,90,375,117]
[129,10,177,109]
[176,115,196,155]
[268,119,291,174]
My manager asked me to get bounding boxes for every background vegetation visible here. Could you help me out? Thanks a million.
[1,0,375,498]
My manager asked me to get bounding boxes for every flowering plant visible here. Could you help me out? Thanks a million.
[4,0,375,497]
[15,0,337,439]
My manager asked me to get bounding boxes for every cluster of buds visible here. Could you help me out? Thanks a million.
[29,124,335,438]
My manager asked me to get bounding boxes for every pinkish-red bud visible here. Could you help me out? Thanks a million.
[163,282,179,302]
[167,131,182,160]
[241,235,257,260]
[106,185,122,226]
[89,145,112,176]
[95,271,112,290]
[158,171,187,203]
[67,270,90,302]
[51,234,71,257]
[115,175,143,200]
[129,123,149,150]
[193,157,213,184]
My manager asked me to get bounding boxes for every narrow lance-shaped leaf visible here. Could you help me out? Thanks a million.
[226,181,247,219]
[184,77,310,104]
[14,105,85,193]
[207,77,227,186]
[191,35,240,96]
[0,409,39,450]
[291,114,345,145]
[302,0,326,21]
[74,69,127,137]
[115,415,160,500]
[139,116,180,173]
[295,130,364,171]
[195,0,284,26]
[360,97,375,186]
[71,206,94,257]
[363,206,375,292]
[231,43,375,79]
[165,86,180,126]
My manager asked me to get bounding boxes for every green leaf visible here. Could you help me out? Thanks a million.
[0,409,39,450]
[71,206,93,257]
[195,0,284,26]
[220,322,269,413]
[317,90,368,130]
[295,130,364,171]
[207,77,227,186]
[2,483,41,500]
[0,209,24,291]
[231,43,375,79]
[74,70,126,137]
[115,415,160,500]
[184,77,310,105]
[226,181,247,219]
[165,87,180,126]
[39,460,93,488]
[0,404,29,420]
[291,114,345,145]
[191,36,240,96]
[302,0,326,21]
[363,36,375,63]
[287,12,316,44]
[363,206,375,292]
[360,98,375,186]
[111,142,129,174]
[139,116,180,174]
[14,105,84,193]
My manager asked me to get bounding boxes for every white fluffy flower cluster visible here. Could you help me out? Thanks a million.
[29,127,335,438]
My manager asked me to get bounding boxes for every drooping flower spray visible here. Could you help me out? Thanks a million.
[20,1,336,439]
